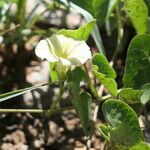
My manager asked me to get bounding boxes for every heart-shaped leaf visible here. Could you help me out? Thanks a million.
[129,142,150,150]
[124,0,148,34]
[123,34,150,89]
[102,99,143,147]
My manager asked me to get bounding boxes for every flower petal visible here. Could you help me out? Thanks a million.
[68,41,91,64]
[49,34,83,58]
[35,34,92,66]
[35,39,57,62]
[58,57,71,66]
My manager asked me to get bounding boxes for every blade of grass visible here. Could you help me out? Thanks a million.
[0,83,51,103]
[16,0,26,24]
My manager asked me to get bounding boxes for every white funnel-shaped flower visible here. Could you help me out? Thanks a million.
[35,34,91,66]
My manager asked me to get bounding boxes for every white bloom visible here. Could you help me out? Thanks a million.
[35,34,91,66]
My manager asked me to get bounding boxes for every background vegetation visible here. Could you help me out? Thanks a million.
[0,0,150,149]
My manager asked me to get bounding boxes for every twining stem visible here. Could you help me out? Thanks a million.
[46,82,65,116]
[84,64,99,99]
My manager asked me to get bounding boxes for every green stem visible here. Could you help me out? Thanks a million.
[105,19,111,36]
[0,109,44,113]
[84,64,99,99]
[0,93,114,113]
[111,2,123,63]
[0,106,74,113]
[16,0,26,24]
[100,94,111,101]
[46,82,65,116]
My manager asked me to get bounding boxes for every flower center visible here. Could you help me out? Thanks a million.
[59,52,68,58]
[55,50,69,59]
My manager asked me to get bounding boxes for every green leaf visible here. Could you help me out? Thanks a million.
[123,34,150,89]
[0,83,48,103]
[98,124,110,141]
[144,0,150,15]
[124,0,148,34]
[68,0,109,25]
[58,20,96,41]
[92,54,117,96]
[119,88,143,104]
[140,83,150,104]
[68,83,92,136]
[92,53,116,78]
[66,67,92,136]
[92,0,110,25]
[16,0,26,24]
[60,0,105,55]
[130,142,150,150]
[93,66,118,96]
[102,99,143,147]
[148,17,150,34]
[49,62,59,82]
[79,92,92,136]
[118,88,143,115]
[66,67,87,84]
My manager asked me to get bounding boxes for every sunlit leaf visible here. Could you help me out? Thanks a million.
[98,124,110,141]
[92,53,116,78]
[92,54,117,96]
[130,142,150,150]
[123,34,150,89]
[16,0,26,24]
[58,20,96,41]
[124,0,148,34]
[49,62,59,82]
[66,67,87,84]
[119,88,143,104]
[140,83,150,104]
[102,99,143,147]
[144,0,150,16]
